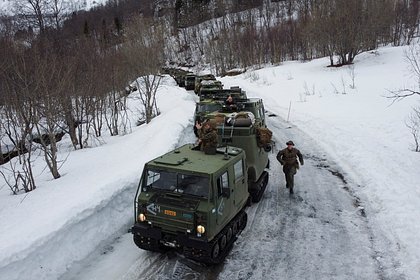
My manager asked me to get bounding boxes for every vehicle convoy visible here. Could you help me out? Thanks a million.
[132,69,272,263]
[167,69,272,202]
[132,144,249,264]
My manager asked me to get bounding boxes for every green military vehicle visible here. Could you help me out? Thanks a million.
[202,98,272,202]
[170,69,192,87]
[194,100,223,135]
[175,72,188,87]
[198,80,223,95]
[193,87,248,137]
[184,73,196,90]
[199,86,247,101]
[194,74,216,94]
[132,144,249,263]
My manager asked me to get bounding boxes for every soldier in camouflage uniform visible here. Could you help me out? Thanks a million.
[195,120,218,155]
[276,140,304,194]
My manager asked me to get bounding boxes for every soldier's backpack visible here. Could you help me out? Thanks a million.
[256,127,273,148]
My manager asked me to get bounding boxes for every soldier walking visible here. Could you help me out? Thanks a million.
[276,140,304,194]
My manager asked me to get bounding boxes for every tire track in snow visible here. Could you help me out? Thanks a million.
[270,113,404,280]
[216,113,405,280]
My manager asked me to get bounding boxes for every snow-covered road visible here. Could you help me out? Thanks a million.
[60,114,406,280]
[218,114,404,280]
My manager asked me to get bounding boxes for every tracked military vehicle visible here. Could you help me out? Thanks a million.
[164,68,192,87]
[194,87,248,137]
[198,80,223,95]
[193,100,223,136]
[200,98,272,202]
[199,86,247,101]
[194,74,216,94]
[184,73,196,90]
[132,144,249,264]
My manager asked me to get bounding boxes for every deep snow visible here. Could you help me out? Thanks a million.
[219,45,420,279]
[0,45,419,280]
[0,78,197,280]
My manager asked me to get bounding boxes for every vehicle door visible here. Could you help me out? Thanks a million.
[215,170,234,226]
[233,158,246,207]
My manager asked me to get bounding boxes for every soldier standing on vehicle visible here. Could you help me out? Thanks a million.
[225,95,234,106]
[276,140,304,194]
[225,95,237,111]
[195,120,218,155]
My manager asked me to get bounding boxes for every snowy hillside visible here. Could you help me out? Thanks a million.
[0,0,109,15]
[0,45,420,280]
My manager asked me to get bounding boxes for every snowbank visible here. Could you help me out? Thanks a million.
[0,79,196,280]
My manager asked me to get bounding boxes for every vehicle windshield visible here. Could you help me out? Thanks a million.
[145,170,209,198]
[197,103,221,113]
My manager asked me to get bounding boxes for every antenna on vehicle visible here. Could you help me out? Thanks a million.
[223,145,229,160]
[220,115,230,160]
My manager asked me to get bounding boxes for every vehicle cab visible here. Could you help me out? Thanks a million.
[132,144,249,261]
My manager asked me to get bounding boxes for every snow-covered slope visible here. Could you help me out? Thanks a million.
[0,0,109,15]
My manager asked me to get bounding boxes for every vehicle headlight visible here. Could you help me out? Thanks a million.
[197,225,205,234]
[138,213,146,222]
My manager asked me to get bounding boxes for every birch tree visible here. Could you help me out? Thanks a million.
[122,17,165,124]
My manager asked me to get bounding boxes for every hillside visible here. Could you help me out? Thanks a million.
[0,0,109,15]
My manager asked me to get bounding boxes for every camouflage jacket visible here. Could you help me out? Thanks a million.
[201,129,218,154]
[276,147,304,167]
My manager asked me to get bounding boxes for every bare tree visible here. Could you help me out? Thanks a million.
[388,44,420,101]
[47,0,70,30]
[0,160,34,194]
[387,43,420,152]
[135,75,162,124]
[122,17,164,124]
[392,0,420,46]
[0,40,37,192]
[406,106,420,152]
[13,0,72,33]
[0,106,37,193]
[62,37,105,148]
[29,40,74,179]
[101,51,129,136]
[308,0,362,65]
[13,0,48,33]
